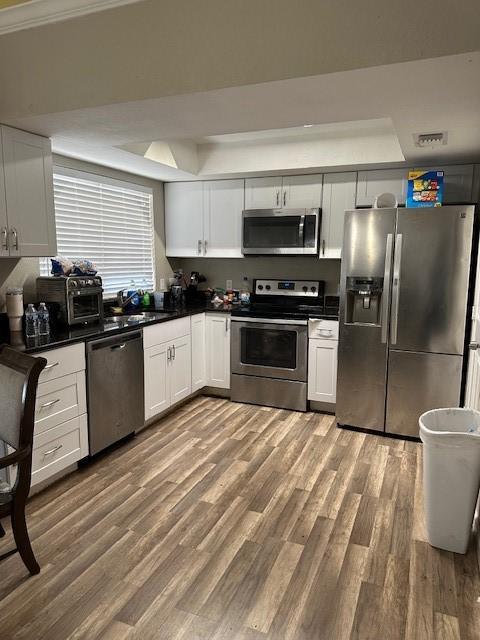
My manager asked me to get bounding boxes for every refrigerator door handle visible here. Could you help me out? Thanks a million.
[381,233,393,344]
[390,233,403,345]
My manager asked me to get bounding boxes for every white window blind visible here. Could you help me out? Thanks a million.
[41,167,155,297]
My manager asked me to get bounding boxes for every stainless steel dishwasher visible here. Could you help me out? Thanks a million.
[86,330,144,455]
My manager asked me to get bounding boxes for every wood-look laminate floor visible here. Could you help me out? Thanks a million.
[0,396,479,640]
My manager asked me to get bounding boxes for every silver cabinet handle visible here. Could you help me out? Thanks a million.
[322,239,326,256]
[43,444,63,457]
[276,190,280,207]
[283,190,287,207]
[10,227,18,250]
[390,234,403,345]
[1,227,8,251]
[44,362,59,371]
[198,239,202,255]
[470,342,480,350]
[381,233,393,344]
[167,346,171,361]
[204,240,208,255]
[172,344,176,360]
[40,398,60,409]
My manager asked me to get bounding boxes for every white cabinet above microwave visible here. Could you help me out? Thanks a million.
[245,174,323,209]
[0,126,56,258]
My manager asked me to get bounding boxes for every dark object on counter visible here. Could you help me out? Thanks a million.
[36,276,103,326]
[324,295,340,316]
[86,331,144,456]
[0,346,47,575]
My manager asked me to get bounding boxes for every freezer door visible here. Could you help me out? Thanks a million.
[337,208,396,431]
[391,206,474,355]
[385,350,463,437]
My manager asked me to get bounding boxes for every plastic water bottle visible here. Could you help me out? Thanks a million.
[37,302,50,336]
[25,304,38,338]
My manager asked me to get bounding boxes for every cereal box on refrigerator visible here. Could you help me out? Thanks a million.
[406,169,444,207]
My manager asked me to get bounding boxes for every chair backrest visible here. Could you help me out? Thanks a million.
[0,346,46,481]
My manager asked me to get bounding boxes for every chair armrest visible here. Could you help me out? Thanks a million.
[0,446,30,470]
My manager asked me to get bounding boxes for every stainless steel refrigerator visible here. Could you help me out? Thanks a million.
[336,205,475,438]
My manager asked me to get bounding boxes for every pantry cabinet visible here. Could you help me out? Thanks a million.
[165,180,244,257]
[245,174,322,209]
[320,172,356,259]
[191,313,207,392]
[1,126,56,257]
[308,320,339,406]
[205,313,231,389]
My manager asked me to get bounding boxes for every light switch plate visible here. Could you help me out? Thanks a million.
[226,279,233,290]
[159,278,166,291]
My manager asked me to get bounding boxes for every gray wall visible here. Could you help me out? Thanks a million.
[170,257,341,295]
[0,155,173,310]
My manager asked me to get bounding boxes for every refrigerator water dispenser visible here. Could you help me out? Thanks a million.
[345,277,383,325]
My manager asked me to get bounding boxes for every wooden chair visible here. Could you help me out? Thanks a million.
[0,345,46,575]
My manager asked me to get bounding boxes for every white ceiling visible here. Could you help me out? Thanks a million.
[6,51,480,181]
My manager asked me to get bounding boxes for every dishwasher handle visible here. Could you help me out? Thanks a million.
[87,330,143,352]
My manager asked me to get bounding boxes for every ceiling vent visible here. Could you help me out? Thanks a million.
[413,132,448,148]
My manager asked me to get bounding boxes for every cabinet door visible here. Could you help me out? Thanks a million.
[422,165,474,204]
[307,338,338,403]
[0,134,7,257]
[204,179,244,257]
[170,334,192,405]
[320,172,357,259]
[282,174,323,209]
[206,314,231,389]
[245,177,282,209]
[144,342,170,420]
[356,169,407,207]
[165,181,204,257]
[191,313,206,392]
[1,126,56,257]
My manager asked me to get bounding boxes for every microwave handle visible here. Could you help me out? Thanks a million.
[298,214,305,247]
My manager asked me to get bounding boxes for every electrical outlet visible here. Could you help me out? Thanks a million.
[226,279,233,290]
[159,278,166,291]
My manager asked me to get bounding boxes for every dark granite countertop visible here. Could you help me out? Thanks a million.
[1,303,235,355]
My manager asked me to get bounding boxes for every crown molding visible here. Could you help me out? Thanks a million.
[0,0,145,34]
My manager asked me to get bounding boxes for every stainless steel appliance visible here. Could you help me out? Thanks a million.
[36,276,103,326]
[337,205,476,438]
[86,331,144,455]
[242,208,320,255]
[231,279,326,411]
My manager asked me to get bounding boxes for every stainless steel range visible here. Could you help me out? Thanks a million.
[230,279,326,411]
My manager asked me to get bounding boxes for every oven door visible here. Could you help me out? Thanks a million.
[242,209,319,255]
[231,317,308,381]
[67,288,103,324]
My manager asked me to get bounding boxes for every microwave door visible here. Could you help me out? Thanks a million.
[242,209,319,255]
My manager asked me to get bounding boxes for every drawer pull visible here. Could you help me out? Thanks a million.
[43,444,63,457]
[39,398,61,409]
[44,362,59,371]
[319,329,333,336]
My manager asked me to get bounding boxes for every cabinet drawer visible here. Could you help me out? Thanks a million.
[35,372,87,435]
[37,343,85,382]
[31,414,88,486]
[143,317,190,349]
[308,319,339,340]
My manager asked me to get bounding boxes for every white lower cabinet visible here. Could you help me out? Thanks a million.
[191,313,206,392]
[308,338,338,404]
[206,313,231,389]
[143,320,192,420]
[31,343,88,487]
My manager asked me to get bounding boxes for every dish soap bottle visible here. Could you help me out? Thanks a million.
[240,277,251,306]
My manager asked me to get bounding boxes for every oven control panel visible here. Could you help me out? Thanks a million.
[254,279,321,297]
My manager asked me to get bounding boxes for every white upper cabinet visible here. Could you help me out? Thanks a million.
[424,164,474,204]
[245,174,322,209]
[282,174,323,208]
[165,181,204,257]
[245,177,282,209]
[356,169,408,207]
[203,179,244,257]
[320,172,357,259]
[1,126,56,257]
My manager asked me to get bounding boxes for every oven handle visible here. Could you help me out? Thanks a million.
[231,316,307,326]
[298,214,305,248]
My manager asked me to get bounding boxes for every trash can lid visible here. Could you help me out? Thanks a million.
[419,407,480,445]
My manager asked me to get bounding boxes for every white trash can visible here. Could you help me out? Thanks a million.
[419,408,480,554]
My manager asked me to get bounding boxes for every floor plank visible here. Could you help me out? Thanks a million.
[0,396,478,639]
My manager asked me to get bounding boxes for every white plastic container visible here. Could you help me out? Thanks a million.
[419,408,480,554]
[6,287,23,332]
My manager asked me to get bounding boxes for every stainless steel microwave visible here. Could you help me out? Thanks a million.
[242,208,320,255]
